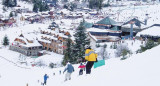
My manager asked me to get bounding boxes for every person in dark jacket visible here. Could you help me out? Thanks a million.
[63,62,74,81]
[43,74,49,85]
[85,45,98,74]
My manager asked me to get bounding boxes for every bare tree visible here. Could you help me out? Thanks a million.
[115,43,131,58]
[98,44,108,60]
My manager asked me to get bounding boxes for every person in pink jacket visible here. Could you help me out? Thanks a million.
[78,63,86,75]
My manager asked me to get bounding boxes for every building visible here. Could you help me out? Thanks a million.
[86,17,122,48]
[38,27,73,54]
[10,34,42,56]
[87,28,121,49]
[93,17,121,30]
[121,17,146,38]
[136,25,160,41]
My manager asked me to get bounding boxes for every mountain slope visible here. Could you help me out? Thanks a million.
[0,45,160,86]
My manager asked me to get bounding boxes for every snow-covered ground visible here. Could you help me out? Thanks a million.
[0,44,160,86]
[0,1,160,86]
[0,23,49,45]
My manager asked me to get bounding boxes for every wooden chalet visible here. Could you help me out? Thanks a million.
[10,34,42,56]
[38,28,72,54]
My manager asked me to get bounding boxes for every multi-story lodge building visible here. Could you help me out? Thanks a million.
[10,34,42,56]
[38,28,72,54]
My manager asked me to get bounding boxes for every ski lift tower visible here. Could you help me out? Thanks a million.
[129,21,135,39]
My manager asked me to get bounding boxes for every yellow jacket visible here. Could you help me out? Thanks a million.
[85,49,97,61]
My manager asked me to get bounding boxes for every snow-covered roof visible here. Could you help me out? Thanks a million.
[39,34,58,41]
[87,28,121,33]
[15,33,42,47]
[136,26,160,37]
[21,40,42,47]
[89,32,121,42]
[58,9,71,14]
[38,38,51,44]
[88,32,97,41]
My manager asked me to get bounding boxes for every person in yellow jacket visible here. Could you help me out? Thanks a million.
[85,45,98,74]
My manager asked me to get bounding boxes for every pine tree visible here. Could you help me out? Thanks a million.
[3,0,9,7]
[13,0,17,7]
[73,20,90,63]
[62,37,74,65]
[44,3,49,11]
[158,38,160,44]
[3,35,9,46]
[32,0,49,12]
[99,44,108,60]
[33,3,39,12]
[3,0,17,7]
[88,0,103,10]
[39,3,43,12]
[115,43,130,58]
[140,39,156,52]
[63,0,68,3]
[98,0,103,10]
[9,12,13,17]
[89,0,94,9]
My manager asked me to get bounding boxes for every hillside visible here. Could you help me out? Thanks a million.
[0,1,160,86]
[0,45,160,86]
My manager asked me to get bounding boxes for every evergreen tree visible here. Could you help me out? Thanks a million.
[98,0,103,10]
[89,0,94,9]
[63,0,68,3]
[13,0,17,7]
[140,39,156,52]
[33,3,39,12]
[9,12,13,17]
[63,4,68,9]
[62,37,74,65]
[70,3,77,11]
[115,43,130,58]
[3,35,9,46]
[158,38,160,44]
[96,43,100,48]
[120,49,128,60]
[3,0,9,7]
[88,0,103,10]
[39,3,43,12]
[3,0,17,7]
[32,0,49,12]
[44,3,49,11]
[99,44,108,60]
[73,20,90,63]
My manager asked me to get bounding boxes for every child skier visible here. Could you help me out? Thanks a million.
[78,63,86,75]
[43,74,49,85]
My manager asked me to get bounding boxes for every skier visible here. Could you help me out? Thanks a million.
[85,45,98,74]
[78,63,86,75]
[59,70,61,75]
[63,62,74,81]
[43,74,49,85]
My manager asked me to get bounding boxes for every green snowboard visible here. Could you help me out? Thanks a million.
[94,60,105,68]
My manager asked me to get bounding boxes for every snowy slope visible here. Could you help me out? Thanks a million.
[0,23,49,45]
[0,1,160,86]
[0,45,160,86]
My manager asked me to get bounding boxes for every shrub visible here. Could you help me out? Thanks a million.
[49,63,56,68]
[3,35,9,46]
[115,43,131,59]
[158,38,160,44]
[96,43,100,48]
[140,39,156,52]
